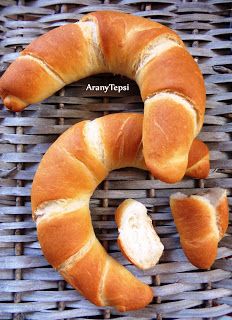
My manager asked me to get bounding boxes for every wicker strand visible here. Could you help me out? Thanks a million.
[13,1,25,319]
[56,3,67,316]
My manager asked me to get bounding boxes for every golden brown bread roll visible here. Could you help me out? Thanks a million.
[0,11,206,183]
[170,188,229,269]
[31,113,209,311]
[115,199,164,270]
[32,113,153,312]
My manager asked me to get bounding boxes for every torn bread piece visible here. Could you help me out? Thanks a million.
[115,199,164,270]
[170,188,229,269]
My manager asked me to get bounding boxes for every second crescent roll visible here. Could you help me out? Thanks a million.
[32,113,209,311]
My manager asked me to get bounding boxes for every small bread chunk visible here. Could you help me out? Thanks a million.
[170,188,229,269]
[115,199,164,270]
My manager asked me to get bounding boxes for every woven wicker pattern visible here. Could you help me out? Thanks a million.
[0,0,231,319]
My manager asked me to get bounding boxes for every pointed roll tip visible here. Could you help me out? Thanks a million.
[146,160,186,184]
[2,95,27,112]
[115,285,154,312]
[185,157,210,179]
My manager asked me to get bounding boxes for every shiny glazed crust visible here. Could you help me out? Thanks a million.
[31,113,210,311]
[0,11,206,183]
[170,189,229,269]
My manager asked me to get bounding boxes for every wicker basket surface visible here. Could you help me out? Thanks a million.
[0,0,231,319]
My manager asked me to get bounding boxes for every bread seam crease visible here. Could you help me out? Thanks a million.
[19,54,65,85]
[135,36,182,73]
[58,235,95,271]
[60,145,100,185]
[77,20,106,70]
[145,91,199,134]
[34,198,88,223]
[186,155,209,173]
[98,257,110,306]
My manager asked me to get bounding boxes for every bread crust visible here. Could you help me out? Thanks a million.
[60,238,108,306]
[96,113,143,170]
[143,95,196,183]
[103,256,153,311]
[83,11,183,78]
[22,24,91,84]
[186,139,210,179]
[32,114,154,311]
[32,115,209,212]
[187,139,209,168]
[54,120,108,181]
[37,206,93,268]
[216,194,229,237]
[137,46,205,129]
[31,113,209,310]
[0,56,63,111]
[170,196,218,269]
[181,237,218,270]
[0,11,206,183]
[185,156,210,179]
[170,190,229,269]
[31,142,98,211]
[115,198,133,226]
